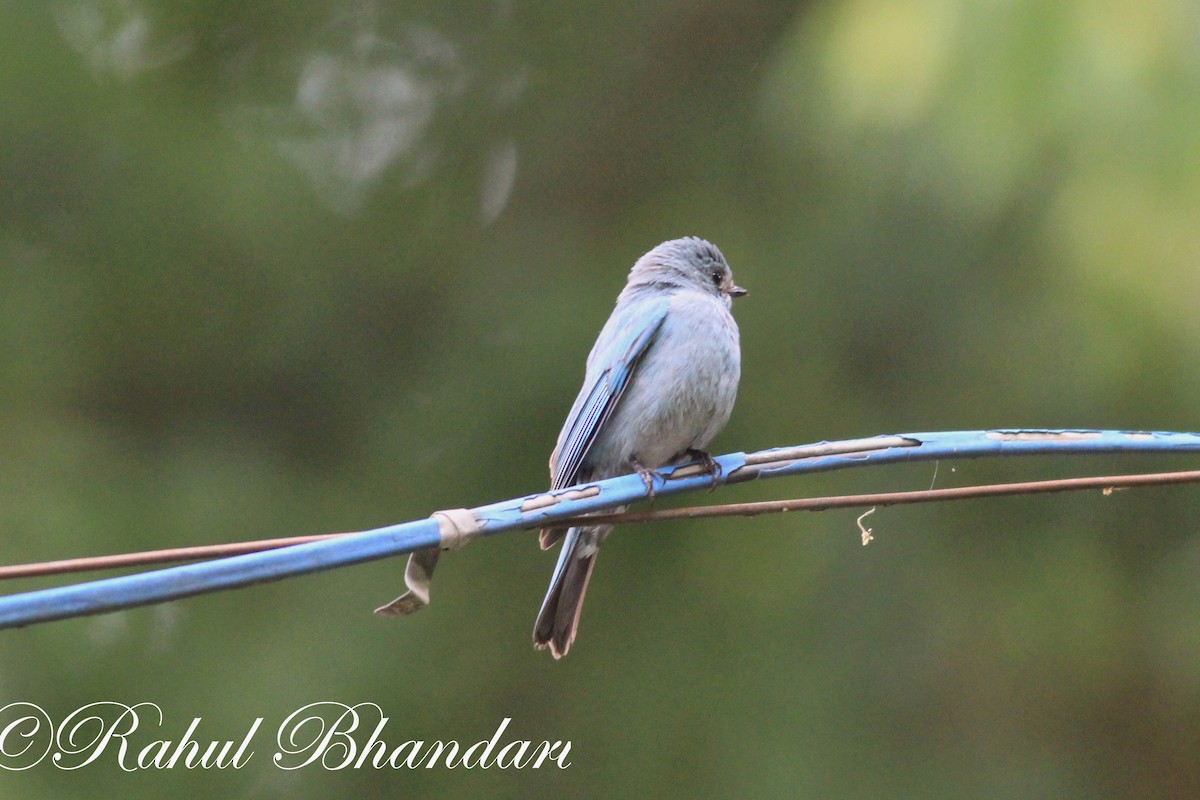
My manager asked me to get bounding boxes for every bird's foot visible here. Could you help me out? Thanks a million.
[629,457,663,505]
[685,448,722,492]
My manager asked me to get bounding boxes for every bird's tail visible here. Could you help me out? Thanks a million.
[533,524,611,658]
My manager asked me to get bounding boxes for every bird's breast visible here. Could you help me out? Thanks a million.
[585,295,740,475]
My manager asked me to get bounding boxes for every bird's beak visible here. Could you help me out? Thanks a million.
[726,283,747,298]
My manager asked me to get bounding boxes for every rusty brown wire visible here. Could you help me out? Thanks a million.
[1,469,1197,582]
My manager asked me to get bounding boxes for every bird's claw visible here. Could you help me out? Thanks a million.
[629,457,663,505]
[685,448,722,492]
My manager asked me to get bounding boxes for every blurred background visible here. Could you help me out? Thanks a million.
[2,0,1200,796]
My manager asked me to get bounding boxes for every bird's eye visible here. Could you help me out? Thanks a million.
[711,270,723,286]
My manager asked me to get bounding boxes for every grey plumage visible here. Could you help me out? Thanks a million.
[533,237,745,658]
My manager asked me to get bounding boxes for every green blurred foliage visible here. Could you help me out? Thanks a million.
[1,0,1199,796]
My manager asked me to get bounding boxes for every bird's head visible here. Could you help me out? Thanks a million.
[626,237,747,305]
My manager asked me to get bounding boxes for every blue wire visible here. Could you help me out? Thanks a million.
[0,429,1197,630]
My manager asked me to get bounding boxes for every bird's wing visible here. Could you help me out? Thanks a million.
[550,296,669,491]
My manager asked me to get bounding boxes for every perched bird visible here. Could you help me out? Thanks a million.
[533,237,746,658]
